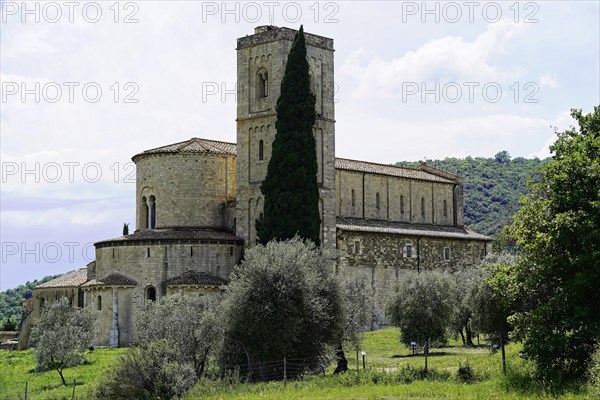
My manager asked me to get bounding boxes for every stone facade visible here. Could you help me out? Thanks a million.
[22,26,491,347]
[236,26,337,251]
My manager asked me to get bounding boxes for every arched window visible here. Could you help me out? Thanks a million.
[400,195,405,214]
[376,192,380,209]
[150,197,156,229]
[259,212,264,223]
[443,199,448,217]
[97,295,102,311]
[146,286,156,303]
[257,69,268,98]
[259,140,264,161]
[351,189,355,206]
[141,196,148,229]
[421,197,425,216]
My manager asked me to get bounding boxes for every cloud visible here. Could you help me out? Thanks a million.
[341,19,527,98]
[526,111,576,159]
[539,72,559,88]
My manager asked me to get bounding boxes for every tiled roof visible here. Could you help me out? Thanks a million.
[335,158,456,183]
[82,273,138,287]
[336,217,491,241]
[132,138,462,184]
[165,271,228,286]
[95,228,243,247]
[132,137,237,160]
[36,268,88,289]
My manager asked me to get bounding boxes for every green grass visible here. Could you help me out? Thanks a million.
[0,347,126,400]
[0,329,593,399]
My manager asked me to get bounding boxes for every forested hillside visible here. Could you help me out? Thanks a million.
[397,151,548,237]
[0,275,60,330]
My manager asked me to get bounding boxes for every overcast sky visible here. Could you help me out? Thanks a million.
[1,1,599,290]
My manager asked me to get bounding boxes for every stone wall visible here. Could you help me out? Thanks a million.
[90,240,243,346]
[134,152,236,230]
[336,170,457,226]
[337,230,490,325]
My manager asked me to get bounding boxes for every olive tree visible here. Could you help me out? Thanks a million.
[97,294,222,399]
[220,237,344,380]
[387,271,457,371]
[29,297,97,386]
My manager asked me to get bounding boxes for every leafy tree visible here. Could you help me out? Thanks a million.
[257,26,321,245]
[135,294,222,378]
[334,274,375,373]
[505,107,600,380]
[220,237,343,379]
[450,268,482,347]
[29,297,97,386]
[96,339,197,400]
[387,271,457,371]
[471,253,516,373]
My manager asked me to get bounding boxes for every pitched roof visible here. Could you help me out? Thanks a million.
[165,271,228,286]
[335,158,456,183]
[95,228,243,247]
[336,217,491,241]
[132,138,462,184]
[36,268,88,289]
[132,137,236,160]
[82,272,138,287]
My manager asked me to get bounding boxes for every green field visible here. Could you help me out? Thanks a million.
[0,329,594,399]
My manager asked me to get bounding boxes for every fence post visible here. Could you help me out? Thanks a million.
[356,350,359,372]
[72,379,76,399]
[283,357,287,387]
[24,381,28,400]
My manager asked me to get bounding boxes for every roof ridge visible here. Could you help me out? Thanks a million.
[336,157,425,173]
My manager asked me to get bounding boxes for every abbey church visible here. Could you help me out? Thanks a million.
[20,26,490,348]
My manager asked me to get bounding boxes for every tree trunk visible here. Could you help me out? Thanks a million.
[424,340,429,373]
[465,323,474,347]
[58,368,67,386]
[333,343,348,374]
[500,333,507,374]
[458,329,465,346]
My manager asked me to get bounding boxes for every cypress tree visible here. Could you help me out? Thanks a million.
[257,26,321,245]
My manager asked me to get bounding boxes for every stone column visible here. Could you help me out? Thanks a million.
[109,286,119,347]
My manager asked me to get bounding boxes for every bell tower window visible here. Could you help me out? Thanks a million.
[259,140,264,161]
[257,69,268,98]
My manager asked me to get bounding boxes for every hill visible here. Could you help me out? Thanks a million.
[0,275,61,330]
[397,151,548,237]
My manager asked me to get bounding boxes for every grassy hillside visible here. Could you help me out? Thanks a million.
[397,151,548,237]
[0,275,60,329]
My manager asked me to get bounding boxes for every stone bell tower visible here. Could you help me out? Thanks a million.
[235,26,336,250]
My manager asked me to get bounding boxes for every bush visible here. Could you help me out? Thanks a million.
[588,344,600,397]
[96,339,197,400]
[457,361,475,383]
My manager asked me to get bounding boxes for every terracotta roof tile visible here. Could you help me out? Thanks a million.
[95,228,243,247]
[82,273,138,287]
[165,271,228,286]
[132,137,237,160]
[336,217,491,241]
[36,268,88,289]
[335,158,456,183]
[132,138,462,184]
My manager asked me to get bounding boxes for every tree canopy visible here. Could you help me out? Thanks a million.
[29,297,97,386]
[258,25,321,245]
[504,107,600,380]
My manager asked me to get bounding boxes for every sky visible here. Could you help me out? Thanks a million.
[1,1,599,290]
